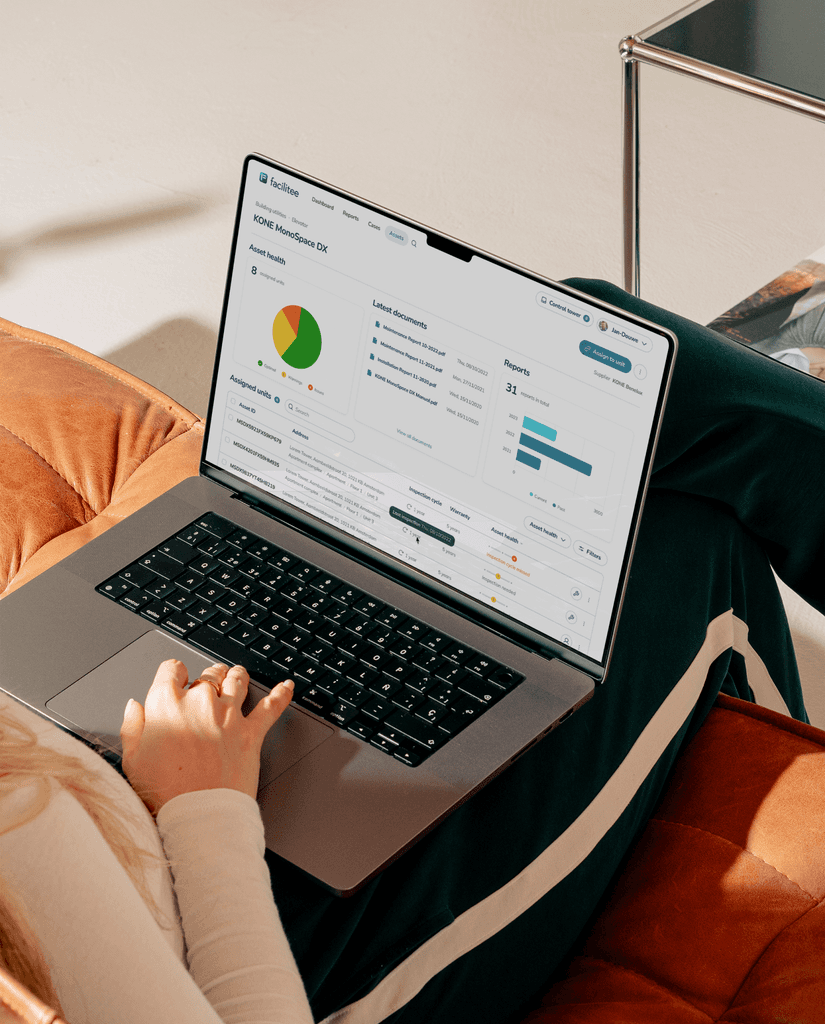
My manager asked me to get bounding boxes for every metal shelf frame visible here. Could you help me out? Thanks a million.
[621,30,825,296]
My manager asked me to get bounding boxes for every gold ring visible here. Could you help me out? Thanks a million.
[191,677,222,696]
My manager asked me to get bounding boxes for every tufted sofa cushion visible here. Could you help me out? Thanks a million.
[526,693,825,1022]
[0,316,204,598]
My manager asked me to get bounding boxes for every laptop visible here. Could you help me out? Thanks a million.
[0,154,676,896]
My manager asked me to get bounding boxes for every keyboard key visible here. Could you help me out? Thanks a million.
[393,746,422,767]
[118,590,153,612]
[118,565,156,588]
[337,684,369,708]
[250,635,283,661]
[302,592,334,615]
[248,540,277,560]
[326,652,357,675]
[177,525,210,546]
[226,528,256,549]
[367,676,401,700]
[189,602,218,623]
[164,612,201,637]
[137,552,181,579]
[359,648,393,673]
[393,689,424,713]
[312,575,341,594]
[238,605,268,627]
[146,579,175,601]
[295,687,332,717]
[289,562,320,584]
[211,566,240,587]
[398,620,429,642]
[218,549,247,570]
[421,632,451,653]
[187,554,220,576]
[315,672,346,697]
[361,697,392,721]
[216,594,250,616]
[390,635,418,660]
[458,674,506,705]
[412,649,442,673]
[98,578,131,599]
[347,718,376,741]
[435,663,468,686]
[348,665,381,689]
[328,701,360,727]
[352,595,384,617]
[139,600,175,624]
[195,513,235,538]
[488,666,523,690]
[464,654,495,677]
[415,699,450,724]
[229,624,258,646]
[383,659,416,683]
[370,734,399,755]
[228,577,256,598]
[197,537,228,558]
[384,709,447,751]
[175,570,205,592]
[157,538,195,564]
[375,608,409,630]
[196,582,227,603]
[443,642,475,664]
[303,640,335,663]
[332,584,361,606]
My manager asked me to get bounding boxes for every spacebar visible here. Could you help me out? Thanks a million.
[187,627,282,690]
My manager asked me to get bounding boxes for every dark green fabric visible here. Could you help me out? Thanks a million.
[266,280,824,1023]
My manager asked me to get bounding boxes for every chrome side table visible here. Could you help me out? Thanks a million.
[621,0,825,296]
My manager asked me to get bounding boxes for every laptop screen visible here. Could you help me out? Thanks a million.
[203,156,675,671]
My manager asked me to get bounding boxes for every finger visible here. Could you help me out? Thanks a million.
[191,663,228,695]
[219,664,249,704]
[152,658,190,696]
[120,697,145,762]
[248,679,294,740]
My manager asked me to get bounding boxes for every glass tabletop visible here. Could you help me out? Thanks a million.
[643,0,825,103]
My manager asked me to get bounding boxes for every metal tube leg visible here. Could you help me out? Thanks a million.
[621,38,640,296]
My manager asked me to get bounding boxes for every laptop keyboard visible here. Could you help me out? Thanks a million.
[96,512,524,766]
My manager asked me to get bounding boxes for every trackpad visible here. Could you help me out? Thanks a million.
[46,630,332,787]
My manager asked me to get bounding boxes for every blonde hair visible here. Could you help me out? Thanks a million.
[0,705,167,1018]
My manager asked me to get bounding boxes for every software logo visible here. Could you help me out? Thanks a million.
[259,172,268,184]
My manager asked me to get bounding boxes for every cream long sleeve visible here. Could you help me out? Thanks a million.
[0,697,313,1024]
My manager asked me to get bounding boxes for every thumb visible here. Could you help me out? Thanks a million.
[120,697,145,761]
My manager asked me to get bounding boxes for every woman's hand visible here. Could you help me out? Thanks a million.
[120,659,293,815]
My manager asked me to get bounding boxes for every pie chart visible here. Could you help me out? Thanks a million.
[272,305,322,369]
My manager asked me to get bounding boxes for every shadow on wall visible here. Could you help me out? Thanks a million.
[0,197,211,282]
[107,317,217,418]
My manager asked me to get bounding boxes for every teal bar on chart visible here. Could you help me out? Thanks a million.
[522,415,557,442]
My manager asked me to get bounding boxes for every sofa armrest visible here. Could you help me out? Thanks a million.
[0,317,203,597]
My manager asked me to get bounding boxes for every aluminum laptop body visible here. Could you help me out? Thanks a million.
[0,155,676,895]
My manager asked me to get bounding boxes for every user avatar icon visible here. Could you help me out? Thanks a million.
[598,320,608,332]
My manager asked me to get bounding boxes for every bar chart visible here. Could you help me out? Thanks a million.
[484,381,633,540]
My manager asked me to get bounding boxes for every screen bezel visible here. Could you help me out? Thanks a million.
[200,153,677,683]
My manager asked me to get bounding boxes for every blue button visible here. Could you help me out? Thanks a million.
[579,340,631,373]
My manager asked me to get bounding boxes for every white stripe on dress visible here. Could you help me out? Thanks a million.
[321,608,779,1024]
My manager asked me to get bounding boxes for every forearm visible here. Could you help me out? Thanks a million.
[157,789,313,1024]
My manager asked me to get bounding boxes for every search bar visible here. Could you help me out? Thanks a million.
[285,401,355,442]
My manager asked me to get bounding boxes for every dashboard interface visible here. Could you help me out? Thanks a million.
[204,157,675,666]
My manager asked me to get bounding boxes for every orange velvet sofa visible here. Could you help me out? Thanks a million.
[2,316,825,1023]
